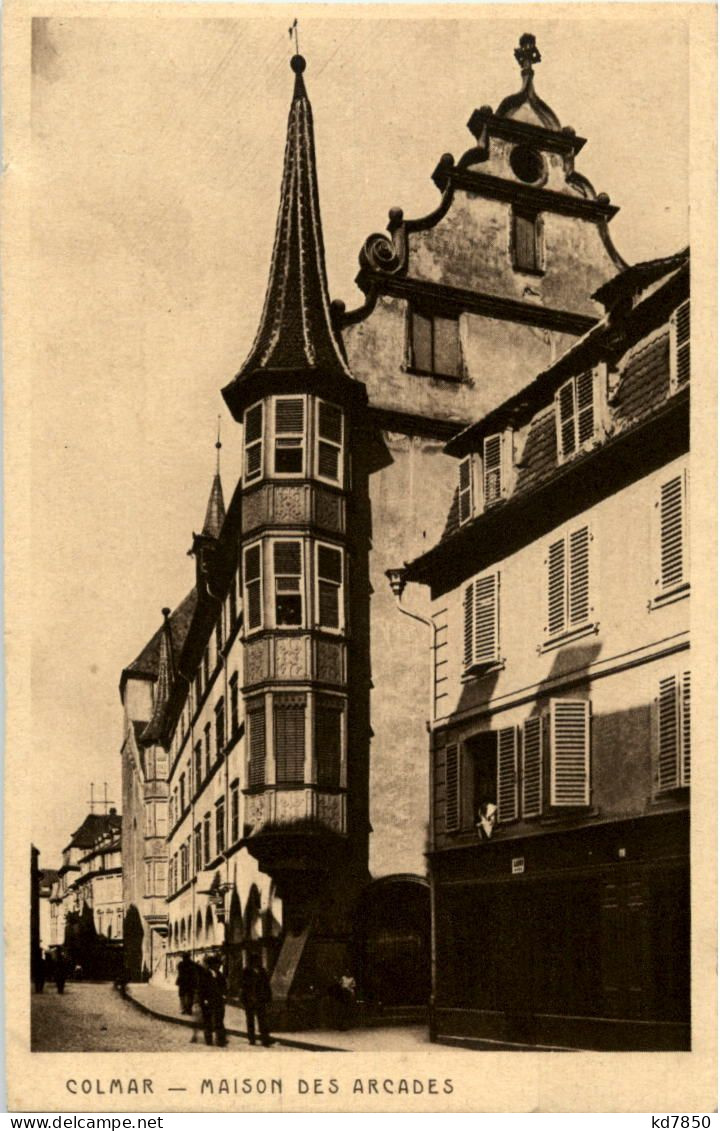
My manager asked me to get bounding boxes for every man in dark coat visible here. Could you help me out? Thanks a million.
[196,954,227,1047]
[240,953,273,1047]
[53,949,69,994]
[175,952,196,1015]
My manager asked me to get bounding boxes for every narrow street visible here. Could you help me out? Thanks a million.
[30,981,299,1053]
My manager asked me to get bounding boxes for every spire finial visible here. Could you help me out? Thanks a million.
[289,17,300,57]
[514,33,541,81]
[215,415,222,474]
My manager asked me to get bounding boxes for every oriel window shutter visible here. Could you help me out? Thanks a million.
[463,583,474,669]
[673,300,690,387]
[248,701,266,788]
[274,694,306,784]
[473,573,499,665]
[681,671,691,787]
[568,526,591,626]
[522,716,543,818]
[244,402,263,482]
[496,726,518,822]
[550,699,590,806]
[445,743,460,832]
[458,456,473,524]
[483,434,503,506]
[275,397,305,434]
[557,379,576,458]
[659,474,686,591]
[576,370,595,445]
[547,538,567,636]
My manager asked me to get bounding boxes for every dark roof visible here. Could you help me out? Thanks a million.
[122,589,197,685]
[38,869,59,894]
[593,248,689,308]
[140,610,176,746]
[67,812,122,852]
[131,720,149,745]
[222,55,353,414]
[201,472,226,539]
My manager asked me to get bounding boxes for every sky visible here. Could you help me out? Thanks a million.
[27,8,689,864]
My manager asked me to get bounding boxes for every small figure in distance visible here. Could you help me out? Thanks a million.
[240,952,274,1047]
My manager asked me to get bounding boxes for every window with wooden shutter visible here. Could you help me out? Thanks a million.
[546,526,592,638]
[316,696,343,788]
[550,699,590,806]
[657,672,691,791]
[274,396,305,474]
[496,726,518,822]
[458,456,473,525]
[463,573,500,670]
[203,812,212,865]
[316,400,344,483]
[215,798,225,854]
[657,473,688,594]
[274,693,306,784]
[247,699,266,788]
[670,300,690,389]
[410,308,461,378]
[522,716,543,817]
[273,540,303,626]
[316,543,343,630]
[555,372,596,460]
[230,783,240,844]
[513,210,540,272]
[244,402,263,482]
[483,434,503,507]
[244,543,263,631]
[444,743,460,832]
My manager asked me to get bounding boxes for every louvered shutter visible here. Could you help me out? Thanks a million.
[463,583,474,669]
[547,538,567,636]
[673,300,690,387]
[248,702,266,787]
[576,370,595,445]
[483,434,503,506]
[244,544,263,630]
[568,526,590,626]
[274,694,306,784]
[316,696,343,788]
[657,676,679,791]
[659,475,686,591]
[244,403,263,481]
[275,397,304,434]
[522,716,543,817]
[681,671,691,786]
[473,574,499,665]
[557,379,576,458]
[550,699,590,806]
[496,727,518,822]
[458,457,473,524]
[445,743,460,832]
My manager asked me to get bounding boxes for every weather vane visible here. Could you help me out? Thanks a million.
[288,18,300,56]
[514,33,541,77]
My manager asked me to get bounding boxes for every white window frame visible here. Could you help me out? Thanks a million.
[555,370,599,462]
[482,433,505,508]
[669,300,690,392]
[657,671,691,793]
[315,542,345,633]
[315,399,345,486]
[543,524,595,647]
[549,699,591,807]
[463,572,501,672]
[243,541,264,633]
[272,394,307,478]
[457,455,474,525]
[272,537,305,629]
[243,401,264,484]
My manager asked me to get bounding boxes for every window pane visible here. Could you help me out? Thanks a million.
[274,541,301,575]
[275,438,303,474]
[318,402,342,443]
[316,698,342,787]
[245,545,261,582]
[319,580,339,628]
[434,317,460,377]
[274,695,306,784]
[318,441,340,481]
[318,545,342,582]
[276,593,302,625]
[412,311,433,371]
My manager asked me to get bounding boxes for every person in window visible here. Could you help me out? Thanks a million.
[197,953,227,1047]
[476,802,498,841]
[240,952,273,1047]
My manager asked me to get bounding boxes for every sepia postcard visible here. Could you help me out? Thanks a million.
[4,0,717,1113]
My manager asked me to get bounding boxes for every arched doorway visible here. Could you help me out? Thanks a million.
[353,875,431,1007]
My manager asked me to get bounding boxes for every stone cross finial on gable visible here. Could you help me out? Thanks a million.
[514,33,541,77]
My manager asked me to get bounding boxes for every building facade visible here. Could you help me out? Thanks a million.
[404,250,690,1049]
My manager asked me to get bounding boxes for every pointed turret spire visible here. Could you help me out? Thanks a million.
[201,423,226,539]
[223,53,353,417]
[141,608,175,746]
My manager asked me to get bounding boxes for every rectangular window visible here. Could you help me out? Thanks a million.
[496,727,518,823]
[458,456,473,525]
[657,473,688,595]
[204,723,212,778]
[658,672,691,791]
[274,540,303,626]
[215,798,225,855]
[230,782,240,844]
[215,698,225,758]
[155,861,167,895]
[483,433,503,507]
[244,543,263,631]
[230,674,240,737]
[274,694,306,784]
[215,616,223,659]
[194,824,202,873]
[194,742,202,791]
[155,801,168,838]
[202,812,211,866]
[463,572,500,670]
[155,748,168,780]
[274,396,305,474]
[316,696,343,788]
[512,210,541,272]
[410,308,461,378]
[549,699,590,806]
[229,579,237,629]
[244,402,263,483]
[521,716,543,818]
[248,699,266,788]
[203,649,210,690]
[670,299,690,389]
[316,543,343,630]
[317,400,344,483]
[179,773,186,814]
[546,526,591,638]
[444,743,460,832]
[556,371,596,460]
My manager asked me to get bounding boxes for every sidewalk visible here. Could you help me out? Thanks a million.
[128,983,433,1052]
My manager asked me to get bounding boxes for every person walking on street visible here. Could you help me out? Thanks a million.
[175,952,196,1015]
[197,954,227,1047]
[240,953,273,1047]
[338,970,357,1030]
[53,949,69,994]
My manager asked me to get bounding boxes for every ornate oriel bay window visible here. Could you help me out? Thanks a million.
[243,395,346,487]
[242,536,346,633]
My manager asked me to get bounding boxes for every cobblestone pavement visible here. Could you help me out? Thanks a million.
[30,981,301,1053]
